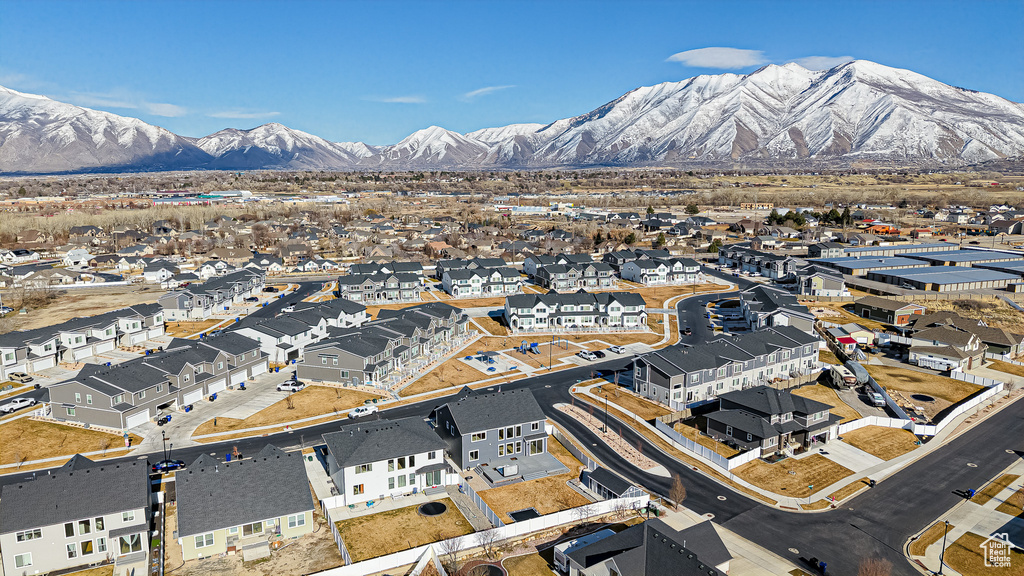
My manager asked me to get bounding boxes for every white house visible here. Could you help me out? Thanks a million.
[62,248,94,267]
[620,257,703,286]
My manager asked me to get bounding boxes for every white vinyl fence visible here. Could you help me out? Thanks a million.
[653,419,761,471]
[316,494,650,576]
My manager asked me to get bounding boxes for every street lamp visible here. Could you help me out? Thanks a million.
[161,431,167,463]
[938,520,950,574]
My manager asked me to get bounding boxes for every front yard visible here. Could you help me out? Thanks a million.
[866,365,983,420]
[839,426,920,460]
[791,383,860,423]
[672,420,740,458]
[334,498,473,562]
[192,385,382,438]
[944,532,1023,576]
[987,360,1024,379]
[0,419,141,467]
[732,454,854,499]
[479,436,591,522]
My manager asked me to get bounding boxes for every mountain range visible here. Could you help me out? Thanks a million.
[2,59,1023,174]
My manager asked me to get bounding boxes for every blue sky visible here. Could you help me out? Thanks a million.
[2,0,1021,144]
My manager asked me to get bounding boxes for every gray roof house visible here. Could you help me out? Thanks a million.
[0,455,151,576]
[175,445,314,561]
[504,291,647,333]
[704,385,840,454]
[565,519,732,576]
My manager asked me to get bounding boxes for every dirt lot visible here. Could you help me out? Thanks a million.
[0,419,141,466]
[502,553,553,576]
[479,436,591,521]
[0,285,163,332]
[733,454,854,499]
[791,384,861,423]
[807,301,887,331]
[165,319,223,338]
[473,315,508,336]
[164,503,344,576]
[593,385,671,421]
[192,386,382,437]
[839,426,920,460]
[927,298,1024,332]
[944,531,1023,575]
[334,498,472,562]
[866,365,983,420]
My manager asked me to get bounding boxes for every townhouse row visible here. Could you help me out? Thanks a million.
[158,268,267,321]
[504,292,647,334]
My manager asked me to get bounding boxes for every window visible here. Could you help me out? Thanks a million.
[355,464,372,474]
[409,473,415,485]
[228,527,238,534]
[65,522,75,537]
[388,477,395,489]
[506,426,515,439]
[725,425,733,436]
[468,450,479,462]
[253,351,258,358]
[352,484,364,495]
[242,522,263,536]
[75,392,82,403]
[81,540,94,555]
[397,475,407,488]
[498,428,504,440]
[288,514,305,529]
[529,439,544,455]
[67,543,78,558]
[16,529,41,542]
[408,455,415,467]
[96,537,107,553]
[86,394,93,405]
[14,553,31,568]
[138,390,146,400]
[747,433,753,441]
[515,441,521,454]
[531,422,540,431]
[78,519,91,534]
[122,511,135,523]
[396,457,406,470]
[471,432,486,442]
[428,451,436,460]
[498,444,505,457]
[217,362,223,370]
[194,533,215,548]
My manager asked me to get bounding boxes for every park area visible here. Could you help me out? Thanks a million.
[733,454,854,499]
[192,385,382,438]
[334,499,473,562]
[866,365,982,420]
[478,437,591,522]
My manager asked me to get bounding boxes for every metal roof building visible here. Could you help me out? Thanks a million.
[811,256,929,276]
[842,242,953,257]
[901,249,1024,267]
[865,266,1020,292]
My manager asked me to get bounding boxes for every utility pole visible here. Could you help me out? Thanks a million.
[938,520,949,574]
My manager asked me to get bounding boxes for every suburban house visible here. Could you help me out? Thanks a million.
[0,304,165,382]
[504,291,647,333]
[794,266,849,297]
[581,467,645,500]
[739,285,815,334]
[631,325,820,410]
[159,268,266,321]
[432,388,548,470]
[853,296,926,326]
[349,261,423,276]
[46,333,267,430]
[0,455,151,576]
[717,245,799,280]
[908,311,1024,357]
[704,386,840,453]
[234,315,327,364]
[441,266,522,298]
[807,242,846,259]
[620,257,703,286]
[335,273,421,305]
[534,262,616,291]
[908,324,987,371]
[175,445,314,561]
[321,417,457,506]
[564,519,731,576]
[297,302,469,389]
[434,257,509,280]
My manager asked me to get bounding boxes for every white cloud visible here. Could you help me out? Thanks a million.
[66,92,137,110]
[367,95,426,104]
[790,55,855,70]
[62,90,187,117]
[462,85,515,100]
[208,110,281,119]
[667,47,768,69]
[144,102,187,117]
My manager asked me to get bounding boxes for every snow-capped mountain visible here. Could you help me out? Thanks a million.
[2,59,1023,174]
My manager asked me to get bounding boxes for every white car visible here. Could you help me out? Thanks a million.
[349,405,379,419]
[276,381,305,392]
[608,345,625,354]
[0,397,36,414]
[576,351,597,361]
[867,391,886,407]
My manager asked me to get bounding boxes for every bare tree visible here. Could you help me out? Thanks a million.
[857,557,892,576]
[571,503,596,525]
[669,474,687,511]
[474,529,500,561]
[438,536,464,574]
[285,395,295,410]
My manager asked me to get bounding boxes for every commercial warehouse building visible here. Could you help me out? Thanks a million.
[865,266,1020,292]
[901,249,1024,267]
[842,242,953,258]
[812,256,929,276]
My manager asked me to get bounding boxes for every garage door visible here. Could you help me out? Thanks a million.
[125,410,150,429]
[230,371,246,386]
[131,332,148,345]
[95,340,116,354]
[183,388,204,404]
[32,357,55,371]
[72,347,92,361]
[249,362,267,378]
[208,379,227,394]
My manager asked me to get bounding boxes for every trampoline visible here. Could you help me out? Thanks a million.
[418,501,448,516]
[911,394,935,402]
[508,507,541,522]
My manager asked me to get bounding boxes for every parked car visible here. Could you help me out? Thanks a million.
[244,296,260,303]
[592,350,606,359]
[682,327,692,336]
[0,306,13,315]
[0,397,36,414]
[8,372,33,383]
[608,345,625,354]
[277,381,305,392]
[867,391,886,407]
[262,286,279,293]
[349,405,379,419]
[282,305,296,312]
[151,459,186,474]
[576,351,597,361]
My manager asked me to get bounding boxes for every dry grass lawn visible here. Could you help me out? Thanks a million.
[988,360,1024,379]
[975,474,1020,505]
[593,385,671,420]
[866,365,982,419]
[801,478,870,511]
[995,486,1024,518]
[401,358,496,396]
[502,553,553,576]
[633,283,729,307]
[672,421,740,457]
[480,436,590,521]
[64,566,114,576]
[791,384,860,423]
[165,319,222,338]
[0,419,141,466]
[909,521,954,557]
[945,532,1023,576]
[818,348,842,365]
[2,286,162,332]
[334,499,472,562]
[192,385,382,437]
[840,426,920,460]
[474,315,508,336]
[928,298,1024,332]
[807,302,887,330]
[733,454,854,498]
